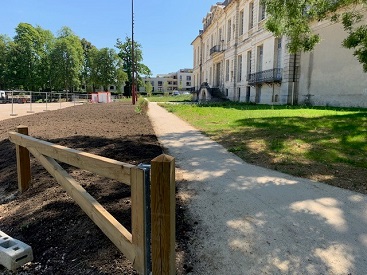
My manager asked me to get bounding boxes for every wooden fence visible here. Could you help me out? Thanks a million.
[8,125,175,275]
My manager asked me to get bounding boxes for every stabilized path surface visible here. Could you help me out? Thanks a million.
[147,102,367,274]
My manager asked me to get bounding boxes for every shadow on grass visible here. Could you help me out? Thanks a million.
[208,112,367,192]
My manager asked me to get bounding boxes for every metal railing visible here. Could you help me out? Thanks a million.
[247,68,283,85]
[210,45,222,56]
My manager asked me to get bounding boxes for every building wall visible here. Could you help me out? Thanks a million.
[298,20,367,107]
[192,0,292,104]
[193,0,367,107]
[141,69,193,94]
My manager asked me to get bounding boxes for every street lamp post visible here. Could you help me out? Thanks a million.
[131,0,136,105]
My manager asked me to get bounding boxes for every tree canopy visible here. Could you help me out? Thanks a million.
[263,0,367,71]
[0,23,134,92]
[115,36,151,96]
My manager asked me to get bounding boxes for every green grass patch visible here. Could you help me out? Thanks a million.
[144,94,192,102]
[162,102,367,173]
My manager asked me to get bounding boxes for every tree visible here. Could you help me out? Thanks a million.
[36,27,55,92]
[80,38,97,92]
[115,36,151,97]
[9,23,48,90]
[92,47,127,91]
[145,80,153,96]
[50,27,84,92]
[0,35,10,89]
[263,0,367,71]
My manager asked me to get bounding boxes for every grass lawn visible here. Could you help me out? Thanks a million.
[118,94,192,103]
[161,102,367,193]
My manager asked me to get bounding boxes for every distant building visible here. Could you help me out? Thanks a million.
[141,69,193,94]
[192,0,367,107]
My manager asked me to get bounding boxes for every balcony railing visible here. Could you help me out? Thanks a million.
[247,68,283,85]
[210,45,223,56]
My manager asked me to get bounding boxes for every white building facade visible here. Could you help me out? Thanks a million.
[141,69,193,94]
[193,0,367,107]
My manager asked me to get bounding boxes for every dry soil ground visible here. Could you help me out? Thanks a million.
[0,102,193,274]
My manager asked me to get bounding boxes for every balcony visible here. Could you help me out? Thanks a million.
[210,45,223,56]
[247,68,283,85]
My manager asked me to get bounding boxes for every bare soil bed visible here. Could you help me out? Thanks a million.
[0,102,192,274]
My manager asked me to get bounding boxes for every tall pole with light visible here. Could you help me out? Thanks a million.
[131,0,136,105]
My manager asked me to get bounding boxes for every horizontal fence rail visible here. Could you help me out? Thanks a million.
[9,127,147,274]
[8,132,135,184]
[8,125,176,275]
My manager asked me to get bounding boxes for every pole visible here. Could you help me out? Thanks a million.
[44,92,48,111]
[131,0,136,105]
[27,91,34,113]
[16,126,31,192]
[10,91,17,116]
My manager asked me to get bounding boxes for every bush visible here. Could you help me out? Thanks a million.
[135,97,149,114]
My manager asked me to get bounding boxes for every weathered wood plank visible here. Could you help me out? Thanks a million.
[27,147,136,263]
[131,167,147,274]
[151,154,176,275]
[9,131,134,185]
[15,126,31,192]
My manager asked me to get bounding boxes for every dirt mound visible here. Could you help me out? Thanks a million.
[0,102,193,274]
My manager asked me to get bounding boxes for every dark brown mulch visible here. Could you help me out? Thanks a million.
[0,102,194,274]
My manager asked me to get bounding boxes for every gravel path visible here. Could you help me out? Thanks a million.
[147,102,367,274]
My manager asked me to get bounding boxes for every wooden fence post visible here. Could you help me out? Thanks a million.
[15,125,31,192]
[131,167,147,274]
[151,154,175,275]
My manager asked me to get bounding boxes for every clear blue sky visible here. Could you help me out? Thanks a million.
[2,0,216,76]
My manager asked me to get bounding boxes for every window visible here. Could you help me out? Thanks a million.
[226,59,230,81]
[158,81,163,86]
[249,2,254,30]
[186,76,191,81]
[231,59,234,81]
[238,55,243,82]
[203,43,206,60]
[239,10,244,36]
[259,4,266,21]
[247,50,252,77]
[257,45,263,72]
[209,67,212,84]
[227,19,232,42]
[186,82,191,86]
[275,38,282,68]
[110,85,115,90]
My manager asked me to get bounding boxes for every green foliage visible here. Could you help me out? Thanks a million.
[90,47,127,91]
[135,97,149,114]
[0,23,131,92]
[115,36,151,97]
[264,0,367,71]
[50,27,84,91]
[342,19,367,72]
[145,81,153,97]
